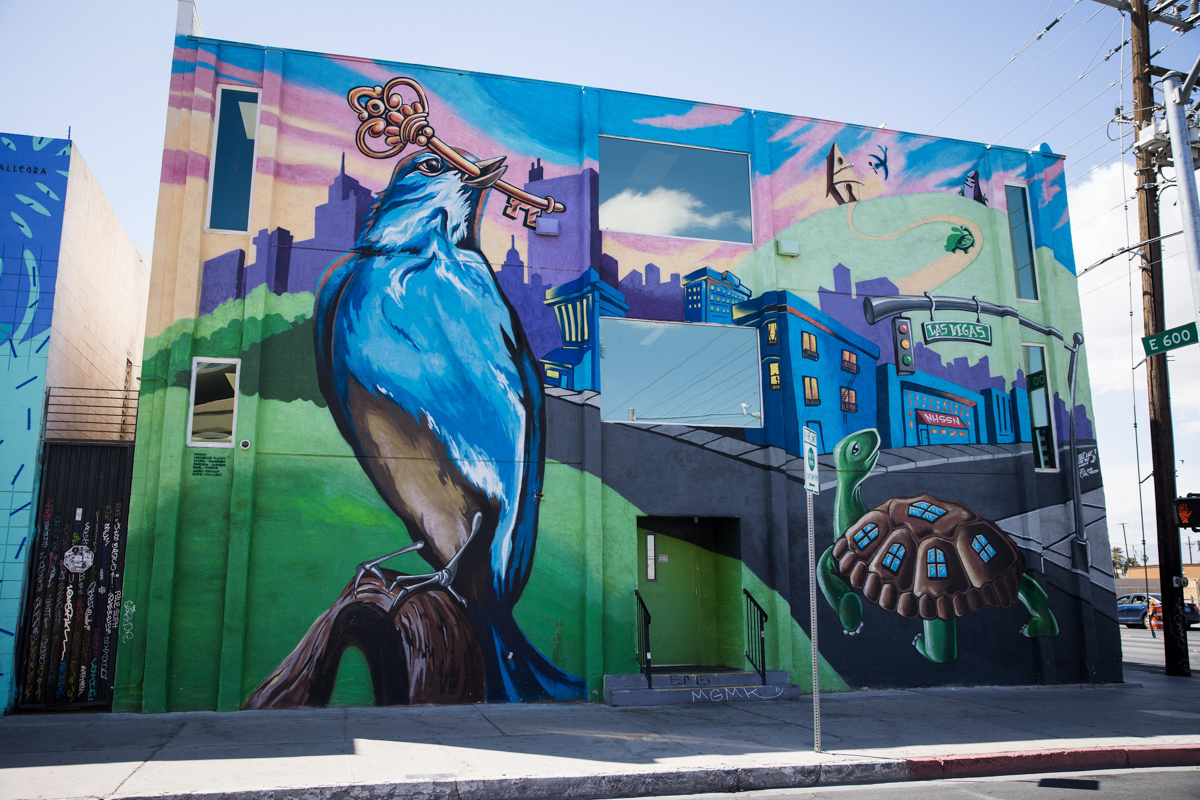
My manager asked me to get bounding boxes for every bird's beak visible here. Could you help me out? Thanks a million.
[462,156,508,189]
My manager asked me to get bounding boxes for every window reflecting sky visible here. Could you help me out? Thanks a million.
[599,137,752,244]
[600,317,761,427]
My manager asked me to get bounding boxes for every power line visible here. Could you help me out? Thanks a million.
[950,5,1105,136]
[1020,40,1131,147]
[927,0,1084,134]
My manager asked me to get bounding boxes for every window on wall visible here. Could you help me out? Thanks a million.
[207,86,261,232]
[841,387,857,413]
[1006,185,1039,301]
[803,376,820,406]
[598,136,753,244]
[802,331,819,361]
[599,318,762,427]
[768,361,781,390]
[765,319,778,346]
[841,350,858,373]
[1023,344,1057,470]
[645,533,657,582]
[188,359,240,447]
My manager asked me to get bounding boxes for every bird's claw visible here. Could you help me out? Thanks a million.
[351,541,425,599]
[386,512,481,612]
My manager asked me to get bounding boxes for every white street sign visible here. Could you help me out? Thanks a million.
[803,427,819,495]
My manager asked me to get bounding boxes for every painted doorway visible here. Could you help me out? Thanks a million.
[636,517,742,668]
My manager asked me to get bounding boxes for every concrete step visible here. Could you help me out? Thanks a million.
[605,681,800,706]
[604,670,789,691]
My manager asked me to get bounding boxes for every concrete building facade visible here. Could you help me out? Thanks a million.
[83,4,1120,714]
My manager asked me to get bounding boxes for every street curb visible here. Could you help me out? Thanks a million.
[905,743,1200,781]
[99,744,1200,800]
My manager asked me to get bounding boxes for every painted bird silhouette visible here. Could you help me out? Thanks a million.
[314,147,584,703]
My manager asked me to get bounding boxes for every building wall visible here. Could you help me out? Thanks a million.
[113,30,1116,714]
[47,147,150,392]
[0,134,72,711]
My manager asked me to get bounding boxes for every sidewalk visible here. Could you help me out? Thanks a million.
[2,667,1197,800]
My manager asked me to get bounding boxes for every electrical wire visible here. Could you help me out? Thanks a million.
[949,5,1105,136]
[927,0,1081,134]
[1008,64,1128,146]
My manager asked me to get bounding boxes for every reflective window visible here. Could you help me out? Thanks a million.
[1024,344,1056,469]
[645,533,657,582]
[599,136,752,243]
[1006,185,1039,300]
[188,359,239,447]
[883,543,906,572]
[599,318,762,427]
[208,87,260,232]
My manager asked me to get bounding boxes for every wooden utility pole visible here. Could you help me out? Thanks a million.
[1129,0,1190,677]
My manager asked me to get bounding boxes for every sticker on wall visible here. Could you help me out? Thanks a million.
[63,545,94,574]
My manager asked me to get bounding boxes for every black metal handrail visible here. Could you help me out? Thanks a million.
[634,589,652,689]
[743,588,768,685]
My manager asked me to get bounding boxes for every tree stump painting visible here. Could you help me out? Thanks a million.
[245,570,485,708]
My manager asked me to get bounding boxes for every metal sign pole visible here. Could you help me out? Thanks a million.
[808,488,820,753]
[803,426,821,754]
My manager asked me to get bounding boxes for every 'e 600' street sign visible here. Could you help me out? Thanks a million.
[922,320,992,345]
[1141,321,1198,356]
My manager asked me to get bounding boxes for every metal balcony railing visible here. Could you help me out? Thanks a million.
[43,387,138,442]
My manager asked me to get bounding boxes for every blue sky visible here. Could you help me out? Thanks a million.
[1,0,1198,561]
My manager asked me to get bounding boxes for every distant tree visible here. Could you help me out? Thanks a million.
[1112,547,1125,576]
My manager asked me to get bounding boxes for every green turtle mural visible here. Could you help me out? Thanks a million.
[816,428,1059,663]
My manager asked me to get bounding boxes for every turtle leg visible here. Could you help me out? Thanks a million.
[1017,574,1059,637]
[817,546,863,633]
[913,618,957,663]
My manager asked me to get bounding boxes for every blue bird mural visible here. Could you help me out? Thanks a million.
[313,146,584,703]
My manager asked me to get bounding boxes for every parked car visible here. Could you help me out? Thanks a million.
[1117,593,1200,628]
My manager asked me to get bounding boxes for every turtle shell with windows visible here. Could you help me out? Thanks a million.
[816,428,1059,663]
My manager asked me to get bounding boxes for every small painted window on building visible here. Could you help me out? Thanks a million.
[188,359,240,447]
[841,350,858,373]
[803,376,820,406]
[802,331,818,361]
[207,86,261,232]
[1023,344,1056,469]
[645,533,657,582]
[768,361,782,390]
[765,319,778,346]
[841,387,857,413]
[1006,185,1039,301]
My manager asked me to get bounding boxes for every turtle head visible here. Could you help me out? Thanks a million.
[835,428,881,477]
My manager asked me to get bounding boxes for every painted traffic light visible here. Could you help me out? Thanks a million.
[1174,495,1200,531]
[893,316,915,375]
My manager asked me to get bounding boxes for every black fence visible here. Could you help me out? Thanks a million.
[15,441,135,710]
[43,387,138,442]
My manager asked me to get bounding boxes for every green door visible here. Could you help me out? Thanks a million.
[637,526,700,666]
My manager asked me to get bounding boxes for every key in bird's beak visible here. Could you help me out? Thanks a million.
[461,156,507,189]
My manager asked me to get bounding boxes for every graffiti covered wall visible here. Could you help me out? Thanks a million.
[0,134,71,711]
[115,32,1118,713]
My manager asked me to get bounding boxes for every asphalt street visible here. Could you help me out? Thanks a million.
[632,767,1200,799]
[1119,626,1200,674]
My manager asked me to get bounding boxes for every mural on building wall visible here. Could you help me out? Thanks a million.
[0,134,72,713]
[818,428,1058,664]
[122,36,1117,714]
